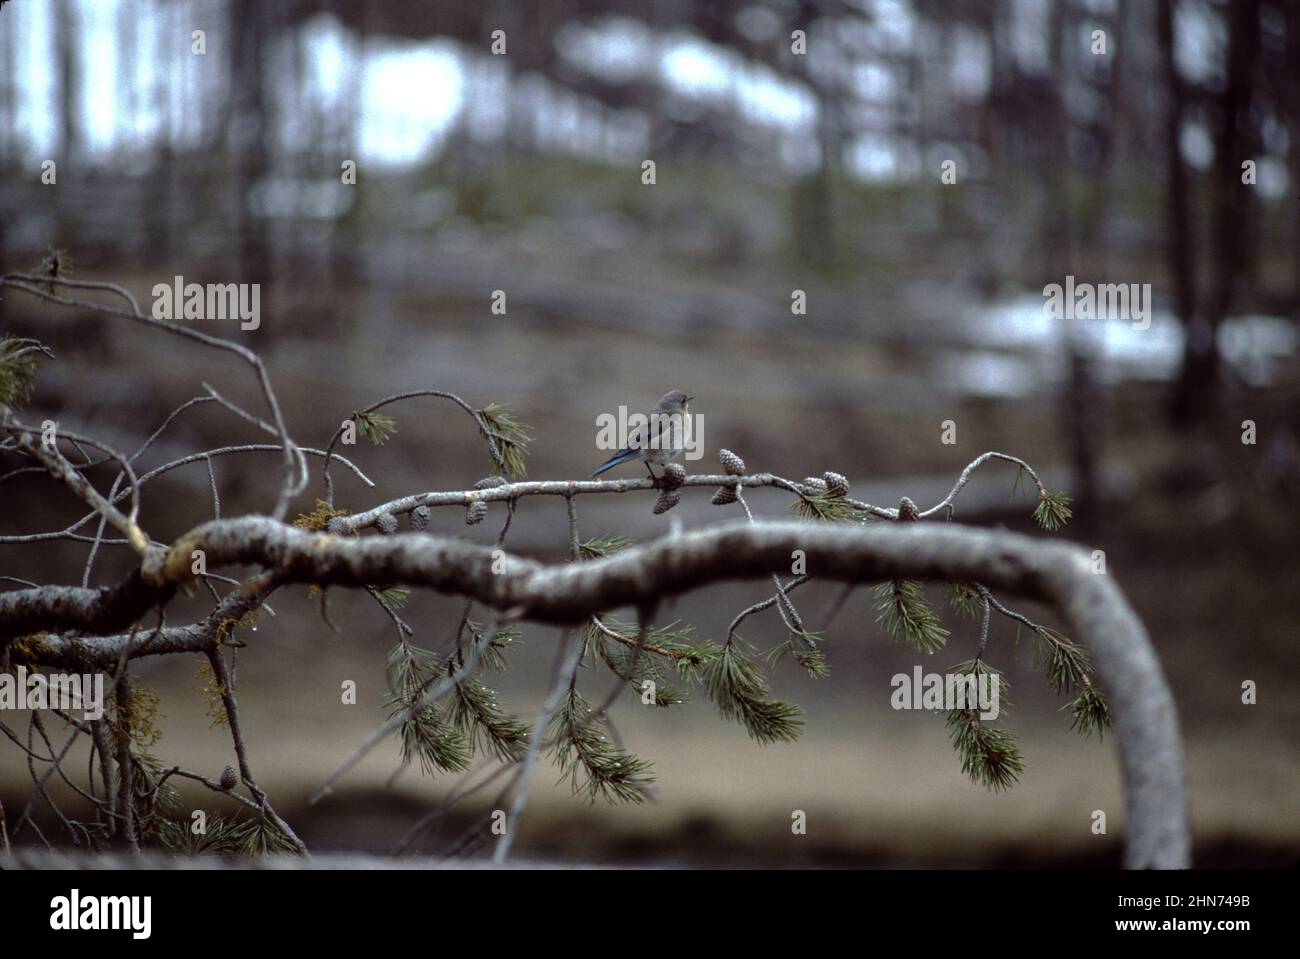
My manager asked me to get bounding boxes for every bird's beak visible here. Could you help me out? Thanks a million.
[685,395,695,403]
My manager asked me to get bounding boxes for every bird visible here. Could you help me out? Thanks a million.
[592,390,694,481]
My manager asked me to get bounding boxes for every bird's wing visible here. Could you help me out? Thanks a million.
[644,406,689,450]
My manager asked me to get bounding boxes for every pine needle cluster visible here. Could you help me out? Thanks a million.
[126,752,302,856]
[385,633,532,774]
[700,642,803,744]
[130,750,181,846]
[448,676,531,762]
[790,491,872,522]
[585,616,695,706]
[370,584,411,609]
[547,690,655,803]
[1032,626,1112,738]
[0,334,42,407]
[874,580,950,654]
[1033,489,1074,530]
[385,642,471,776]
[943,659,1024,791]
[353,410,397,445]
[764,634,830,679]
[478,402,531,479]
[468,619,523,671]
[578,535,634,559]
[947,582,984,619]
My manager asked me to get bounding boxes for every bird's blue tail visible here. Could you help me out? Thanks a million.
[592,449,638,477]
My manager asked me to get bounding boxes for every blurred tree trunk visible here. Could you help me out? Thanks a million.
[1170,0,1260,425]
[793,0,838,271]
[1283,0,1300,306]
[117,0,140,264]
[328,0,365,291]
[56,0,79,160]
[230,0,272,290]
[144,1,179,269]
[1045,0,1101,539]
[0,4,13,325]
[1158,0,1199,426]
[54,0,80,250]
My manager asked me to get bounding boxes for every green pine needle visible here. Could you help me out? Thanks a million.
[130,751,180,815]
[583,620,694,705]
[586,617,697,665]
[1033,490,1073,530]
[591,636,664,684]
[1067,685,1112,739]
[792,646,830,679]
[1032,626,1092,694]
[370,584,410,610]
[874,580,950,654]
[764,635,831,679]
[470,620,522,671]
[701,643,803,744]
[129,750,180,847]
[479,402,532,479]
[233,815,302,856]
[673,640,718,682]
[154,813,246,855]
[396,701,473,776]
[790,492,869,522]
[947,582,984,619]
[944,660,1023,791]
[579,535,634,559]
[0,335,43,408]
[946,712,1025,792]
[644,682,690,707]
[449,677,531,762]
[354,410,397,445]
[385,642,473,776]
[548,690,656,803]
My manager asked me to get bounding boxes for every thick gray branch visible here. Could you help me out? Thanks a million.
[0,516,1188,868]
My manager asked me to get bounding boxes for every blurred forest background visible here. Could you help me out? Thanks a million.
[1,0,1297,866]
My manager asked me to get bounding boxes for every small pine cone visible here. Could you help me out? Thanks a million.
[662,463,686,488]
[376,512,398,535]
[711,485,738,505]
[410,506,430,531]
[220,764,238,791]
[897,497,920,522]
[474,476,506,490]
[653,490,681,514]
[719,449,746,476]
[465,500,488,525]
[823,471,850,497]
[326,516,351,536]
[803,477,829,493]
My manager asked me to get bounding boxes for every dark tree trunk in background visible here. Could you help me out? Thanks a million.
[0,4,13,326]
[793,0,837,271]
[328,0,365,292]
[1281,0,1300,308]
[54,0,80,251]
[1044,0,1075,271]
[56,0,79,161]
[1159,0,1200,427]
[1045,0,1101,539]
[1170,0,1260,425]
[230,0,272,290]
[144,1,178,270]
[117,0,143,266]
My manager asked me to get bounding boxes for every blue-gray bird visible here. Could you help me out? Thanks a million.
[592,390,694,480]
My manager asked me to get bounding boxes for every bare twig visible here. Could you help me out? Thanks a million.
[493,628,581,864]
[0,273,300,519]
